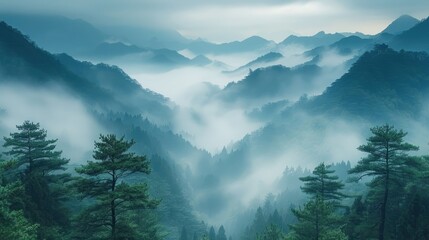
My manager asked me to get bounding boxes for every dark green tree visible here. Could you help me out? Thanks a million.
[257,224,284,240]
[209,226,216,240]
[3,121,71,239]
[300,163,345,203]
[217,225,227,240]
[289,197,344,240]
[349,125,419,240]
[3,121,69,177]
[0,159,38,239]
[74,134,159,240]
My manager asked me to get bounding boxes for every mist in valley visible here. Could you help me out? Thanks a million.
[1,2,429,239]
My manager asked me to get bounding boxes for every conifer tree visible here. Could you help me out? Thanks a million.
[289,163,346,240]
[300,163,345,204]
[209,226,216,240]
[3,121,71,239]
[257,224,284,240]
[289,197,343,240]
[3,121,69,177]
[0,159,38,239]
[74,134,159,240]
[349,125,419,240]
[217,225,227,240]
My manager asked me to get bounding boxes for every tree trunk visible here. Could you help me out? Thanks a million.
[111,171,116,240]
[379,150,390,240]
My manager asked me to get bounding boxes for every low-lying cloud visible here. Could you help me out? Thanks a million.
[0,82,103,164]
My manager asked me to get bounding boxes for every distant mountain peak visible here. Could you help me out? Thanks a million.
[242,35,270,44]
[381,14,419,35]
[315,31,326,36]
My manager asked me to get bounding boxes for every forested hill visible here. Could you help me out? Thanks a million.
[0,20,212,239]
[296,44,429,121]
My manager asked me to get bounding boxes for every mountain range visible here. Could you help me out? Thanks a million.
[0,20,212,239]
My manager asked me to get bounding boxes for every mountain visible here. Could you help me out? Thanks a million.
[186,36,275,55]
[91,41,145,58]
[197,46,429,222]
[220,64,321,108]
[0,13,197,69]
[0,20,211,239]
[227,52,283,73]
[0,21,175,122]
[0,13,107,55]
[55,53,174,123]
[280,31,345,48]
[301,44,429,120]
[190,55,213,66]
[381,15,420,35]
[306,35,374,57]
[0,21,115,108]
[100,25,192,50]
[390,17,429,53]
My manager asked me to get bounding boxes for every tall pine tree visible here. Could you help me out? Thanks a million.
[3,121,71,239]
[289,163,346,240]
[74,134,159,240]
[349,125,419,240]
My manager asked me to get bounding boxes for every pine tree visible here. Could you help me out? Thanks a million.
[257,224,284,240]
[74,134,159,240]
[349,125,419,240]
[289,197,343,240]
[299,163,345,204]
[209,226,216,240]
[3,121,69,177]
[289,163,346,240]
[2,121,71,239]
[0,159,38,239]
[217,225,227,240]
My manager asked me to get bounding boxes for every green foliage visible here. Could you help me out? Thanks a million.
[349,124,419,240]
[300,163,346,203]
[257,224,284,240]
[289,198,344,240]
[3,121,69,177]
[2,121,71,239]
[0,161,39,240]
[74,134,159,240]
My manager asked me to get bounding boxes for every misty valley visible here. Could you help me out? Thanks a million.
[1,9,429,240]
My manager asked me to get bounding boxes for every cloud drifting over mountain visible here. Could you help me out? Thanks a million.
[1,0,428,42]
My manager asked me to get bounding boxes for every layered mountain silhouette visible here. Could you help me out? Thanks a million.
[226,52,283,73]
[280,31,345,48]
[0,13,202,69]
[186,36,274,55]
[220,64,321,108]
[0,13,107,55]
[0,21,174,122]
[207,44,429,187]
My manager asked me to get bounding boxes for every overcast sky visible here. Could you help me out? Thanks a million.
[1,0,428,42]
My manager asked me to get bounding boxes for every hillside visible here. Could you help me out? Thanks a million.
[220,64,321,107]
[390,17,429,52]
[302,44,429,120]
[381,14,420,35]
